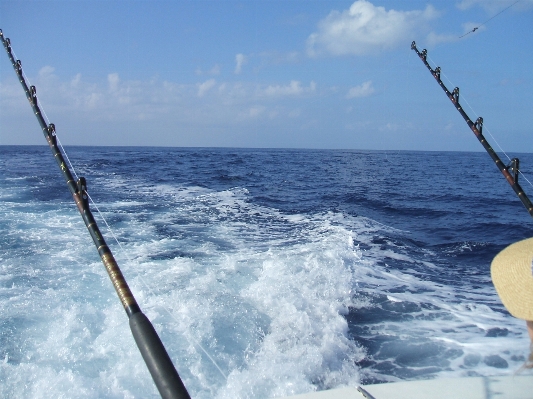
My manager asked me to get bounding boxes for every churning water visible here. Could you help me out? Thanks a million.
[1,146,532,398]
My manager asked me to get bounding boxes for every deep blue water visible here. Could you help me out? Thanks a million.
[1,145,533,398]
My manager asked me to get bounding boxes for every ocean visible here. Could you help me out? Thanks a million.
[1,145,532,399]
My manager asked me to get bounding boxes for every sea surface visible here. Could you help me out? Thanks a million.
[1,145,533,399]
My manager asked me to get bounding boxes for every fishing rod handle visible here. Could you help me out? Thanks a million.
[130,313,192,399]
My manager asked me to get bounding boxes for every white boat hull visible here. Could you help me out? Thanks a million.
[283,375,533,399]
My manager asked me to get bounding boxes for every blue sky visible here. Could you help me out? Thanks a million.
[1,0,532,151]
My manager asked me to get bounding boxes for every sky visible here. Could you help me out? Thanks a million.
[0,0,532,151]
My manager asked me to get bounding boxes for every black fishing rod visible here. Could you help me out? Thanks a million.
[411,41,533,219]
[0,29,191,399]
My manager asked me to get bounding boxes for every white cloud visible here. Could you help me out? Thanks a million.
[35,66,59,87]
[108,73,120,92]
[197,78,216,97]
[2,67,323,145]
[86,92,101,108]
[307,0,439,56]
[264,80,316,97]
[39,65,55,77]
[235,53,247,74]
[346,80,374,99]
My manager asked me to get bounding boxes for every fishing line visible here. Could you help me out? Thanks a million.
[425,53,533,192]
[87,176,229,382]
[86,190,229,381]
[10,47,82,182]
[459,0,520,39]
[56,137,80,181]
[9,48,228,383]
[10,47,52,125]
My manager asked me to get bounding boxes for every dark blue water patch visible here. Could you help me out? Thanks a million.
[510,354,527,362]
[462,354,481,368]
[216,173,243,182]
[436,241,492,258]
[29,184,72,202]
[347,294,441,326]
[253,195,289,207]
[148,249,194,260]
[485,328,509,337]
[343,192,434,218]
[1,175,67,204]
[483,355,508,369]
[354,334,462,383]
[375,340,463,368]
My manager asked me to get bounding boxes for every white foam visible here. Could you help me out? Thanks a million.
[2,182,531,399]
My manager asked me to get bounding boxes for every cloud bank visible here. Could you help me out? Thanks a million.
[1,69,326,133]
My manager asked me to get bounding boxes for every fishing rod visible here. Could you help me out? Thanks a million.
[0,29,191,399]
[411,41,533,219]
